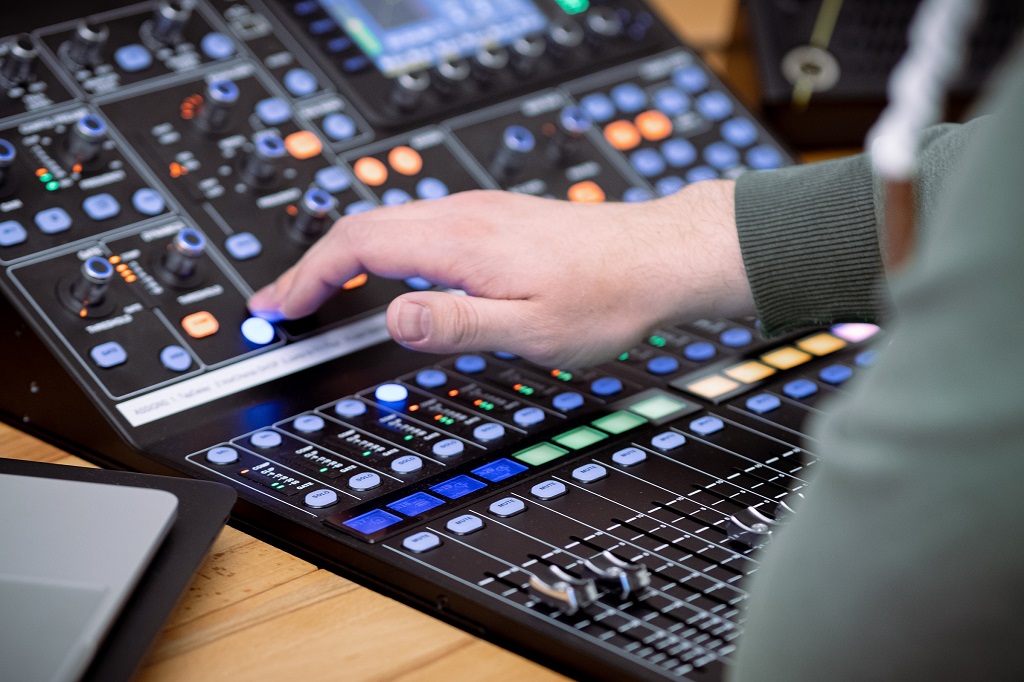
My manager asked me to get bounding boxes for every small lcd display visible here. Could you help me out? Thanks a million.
[316,0,549,76]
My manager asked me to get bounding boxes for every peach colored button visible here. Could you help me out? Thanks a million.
[635,110,673,141]
[284,130,323,160]
[342,273,368,290]
[354,157,388,186]
[567,181,606,203]
[604,120,642,151]
[388,146,423,176]
[182,311,219,339]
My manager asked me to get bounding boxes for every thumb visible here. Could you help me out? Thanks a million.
[387,291,537,357]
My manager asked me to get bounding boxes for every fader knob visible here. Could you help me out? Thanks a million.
[65,113,107,167]
[582,551,651,600]
[726,506,777,549]
[195,79,239,132]
[241,131,286,186]
[584,7,625,44]
[546,105,593,166]
[489,125,535,179]
[472,45,510,86]
[528,565,598,615]
[290,188,337,242]
[1,35,38,86]
[150,0,192,46]
[70,257,114,309]
[546,18,584,61]
[161,227,205,282]
[0,139,15,187]
[390,70,430,112]
[432,56,471,97]
[66,20,109,67]
[509,34,546,78]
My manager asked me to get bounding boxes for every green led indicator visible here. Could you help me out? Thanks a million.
[404,434,414,441]
[319,467,329,473]
[556,371,572,381]
[39,173,52,183]
[619,352,630,361]
[362,450,372,457]
[649,335,667,348]
[480,401,495,411]
[554,0,589,15]
[346,18,382,57]
[45,181,60,191]
[517,385,535,396]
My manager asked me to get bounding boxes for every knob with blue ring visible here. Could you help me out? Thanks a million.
[454,354,487,374]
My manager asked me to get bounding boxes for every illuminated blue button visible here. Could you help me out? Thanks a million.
[326,36,353,53]
[304,488,338,509]
[819,364,853,385]
[473,423,506,442]
[553,391,584,412]
[855,349,879,367]
[653,86,690,116]
[349,471,381,491]
[651,431,686,451]
[114,44,152,72]
[308,18,335,35]
[472,458,527,482]
[284,68,318,97]
[334,399,367,418]
[783,379,818,399]
[646,355,679,375]
[416,177,449,200]
[342,55,370,73]
[513,407,545,427]
[34,208,71,234]
[382,188,412,206]
[655,176,685,196]
[391,455,422,474]
[402,531,441,553]
[747,145,783,170]
[690,415,724,435]
[241,317,275,345]
[82,193,120,221]
[387,491,443,516]
[160,345,191,372]
[345,201,375,214]
[685,166,718,183]
[430,475,485,500]
[630,148,666,177]
[225,232,262,260]
[531,480,567,500]
[446,514,484,535]
[206,446,238,465]
[673,64,708,93]
[591,377,623,396]
[720,327,753,347]
[404,276,432,290]
[696,91,733,121]
[0,220,26,247]
[493,351,518,360]
[343,509,401,535]
[131,188,165,216]
[375,383,408,403]
[623,187,654,203]
[322,113,356,141]
[746,393,781,414]
[580,93,616,123]
[488,496,526,517]
[662,138,697,168]
[432,438,465,457]
[255,97,291,125]
[90,341,127,368]
[415,369,447,388]
[611,83,647,114]
[721,117,758,148]
[703,142,740,170]
[294,414,325,433]
[250,430,282,448]
[200,32,235,60]
[454,355,486,374]
[684,341,716,361]
[315,166,351,193]
[612,446,647,466]
[293,1,318,16]
[572,463,607,483]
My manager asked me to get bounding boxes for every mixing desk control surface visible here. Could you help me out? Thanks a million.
[0,1,868,679]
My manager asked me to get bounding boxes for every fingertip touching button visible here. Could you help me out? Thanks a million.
[590,377,622,396]
[334,398,367,418]
[374,383,408,403]
[454,354,486,374]
[241,316,275,345]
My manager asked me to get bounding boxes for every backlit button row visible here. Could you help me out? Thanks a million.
[90,341,195,372]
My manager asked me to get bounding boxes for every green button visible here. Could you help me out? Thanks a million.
[629,394,689,420]
[592,410,648,435]
[552,426,608,451]
[513,442,570,466]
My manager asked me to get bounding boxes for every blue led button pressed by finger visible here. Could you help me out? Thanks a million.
[382,188,412,206]
[513,407,545,427]
[673,64,708,93]
[403,531,441,553]
[90,341,127,368]
[455,354,486,374]
[415,369,447,388]
[432,438,465,457]
[580,92,616,123]
[250,430,282,448]
[473,423,506,442]
[294,414,325,433]
[334,398,367,418]
[783,379,818,399]
[0,220,27,247]
[612,446,646,466]
[225,232,262,260]
[819,364,853,385]
[646,355,679,376]
[690,415,724,435]
[651,431,686,451]
[391,455,422,474]
[553,391,584,412]
[720,327,753,347]
[241,317,275,345]
[345,201,375,215]
[322,113,357,141]
[656,176,685,196]
[685,166,718,184]
[404,276,432,290]
[160,345,192,372]
[284,68,318,97]
[746,393,781,414]
[255,97,292,126]
[114,44,152,72]
[696,91,733,121]
[35,208,72,234]
[200,32,235,60]
[684,341,716,361]
[623,187,653,203]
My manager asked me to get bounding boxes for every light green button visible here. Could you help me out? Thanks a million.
[592,410,648,435]
[629,394,689,420]
[551,426,608,451]
[513,442,570,466]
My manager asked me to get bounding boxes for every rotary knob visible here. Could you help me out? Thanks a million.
[195,79,239,132]
[546,105,593,166]
[70,257,114,310]
[546,18,584,62]
[528,565,598,615]
[432,56,471,98]
[390,70,430,112]
[160,227,206,284]
[0,138,16,188]
[150,0,192,46]
[490,125,535,179]
[65,113,107,167]
[1,34,38,87]
[581,551,651,601]
[66,20,109,68]
[241,131,286,186]
[472,44,510,86]
[289,188,337,242]
[509,34,546,78]
[584,7,625,45]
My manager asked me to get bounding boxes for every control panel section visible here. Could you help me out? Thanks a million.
[0,33,75,121]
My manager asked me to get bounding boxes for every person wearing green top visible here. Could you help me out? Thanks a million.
[249,42,1024,681]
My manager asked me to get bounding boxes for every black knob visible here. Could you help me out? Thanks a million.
[290,188,337,242]
[509,34,546,78]
[432,56,471,98]
[472,45,509,86]
[581,551,651,600]
[584,7,625,45]
[241,131,286,186]
[546,105,593,166]
[390,70,430,112]
[490,125,535,179]
[65,113,107,167]
[547,18,584,61]
[1,34,38,86]
[195,79,239,132]
[527,565,598,615]
[66,20,109,68]
[161,228,206,282]
[150,0,192,46]
[0,138,16,187]
[71,257,114,309]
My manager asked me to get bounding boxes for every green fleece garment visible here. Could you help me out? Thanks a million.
[729,45,1024,681]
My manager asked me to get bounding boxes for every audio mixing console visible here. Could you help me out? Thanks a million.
[0,1,881,679]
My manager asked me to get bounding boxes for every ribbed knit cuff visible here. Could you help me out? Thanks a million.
[735,155,887,338]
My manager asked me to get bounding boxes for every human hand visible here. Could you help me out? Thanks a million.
[248,182,754,367]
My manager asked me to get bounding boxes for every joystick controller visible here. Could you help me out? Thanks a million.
[64,113,107,168]
[289,188,337,243]
[195,79,239,133]
[490,125,535,179]
[160,227,206,285]
[66,21,109,68]
[241,131,286,187]
[1,35,38,87]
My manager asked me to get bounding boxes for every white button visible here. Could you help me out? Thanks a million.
[651,432,686,451]
[612,447,647,466]
[572,463,607,483]
[472,423,506,442]
[349,471,381,491]
[375,383,408,403]
[489,497,526,517]
[530,480,567,500]
[304,488,338,508]
[391,455,423,473]
[446,514,484,535]
[402,531,441,553]
[206,446,238,464]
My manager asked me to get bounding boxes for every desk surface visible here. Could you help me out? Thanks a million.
[0,3,787,679]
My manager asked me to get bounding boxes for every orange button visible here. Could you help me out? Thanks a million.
[567,181,606,203]
[182,311,219,339]
[284,130,323,160]
[604,120,642,151]
[388,146,423,176]
[635,110,673,141]
[354,157,388,186]
[342,273,368,290]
